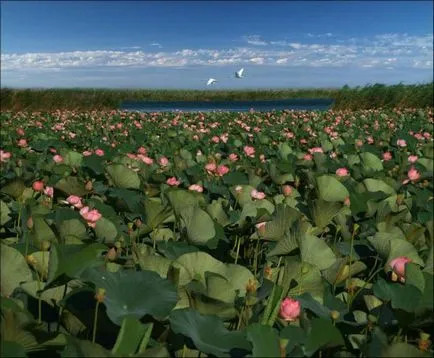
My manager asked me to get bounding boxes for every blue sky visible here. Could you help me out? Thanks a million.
[1,1,433,89]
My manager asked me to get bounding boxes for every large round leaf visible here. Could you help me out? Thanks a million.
[360,152,383,172]
[180,207,215,246]
[80,267,178,325]
[170,251,255,297]
[169,308,250,357]
[1,244,33,297]
[298,234,337,271]
[316,175,349,202]
[106,164,141,190]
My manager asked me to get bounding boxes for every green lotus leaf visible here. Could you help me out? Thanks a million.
[281,259,324,304]
[261,204,301,241]
[360,152,383,172]
[298,233,337,271]
[169,308,250,357]
[179,206,216,246]
[246,323,280,358]
[368,232,424,267]
[169,251,255,298]
[363,178,396,195]
[54,176,89,197]
[80,267,178,325]
[111,317,153,356]
[106,164,141,190]
[303,318,345,357]
[1,244,33,297]
[46,242,107,288]
[60,149,83,167]
[0,200,11,226]
[316,175,349,202]
[94,217,119,244]
[207,199,231,227]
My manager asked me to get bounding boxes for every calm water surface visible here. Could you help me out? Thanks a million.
[121,98,334,113]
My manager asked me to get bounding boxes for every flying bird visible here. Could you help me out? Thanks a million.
[207,78,217,86]
[235,68,244,78]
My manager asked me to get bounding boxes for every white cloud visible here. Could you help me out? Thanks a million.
[1,33,432,74]
[243,35,268,46]
[150,42,162,48]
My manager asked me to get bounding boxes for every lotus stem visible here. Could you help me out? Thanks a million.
[92,301,100,344]
[234,236,241,265]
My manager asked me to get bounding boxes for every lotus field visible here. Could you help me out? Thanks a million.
[1,107,434,357]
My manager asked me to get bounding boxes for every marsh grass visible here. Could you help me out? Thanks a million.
[1,82,432,111]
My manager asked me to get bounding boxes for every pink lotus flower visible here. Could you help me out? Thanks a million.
[216,165,229,177]
[95,149,105,157]
[389,256,412,283]
[308,147,323,154]
[382,152,393,161]
[229,153,239,162]
[32,181,44,192]
[79,206,102,228]
[255,222,267,235]
[83,150,93,156]
[279,297,301,322]
[188,184,203,193]
[336,167,349,177]
[137,146,147,155]
[142,156,154,165]
[285,132,294,139]
[367,136,374,144]
[166,177,181,186]
[159,156,169,167]
[66,195,83,209]
[53,155,64,163]
[16,128,25,136]
[43,186,54,198]
[408,155,418,163]
[403,167,421,184]
[205,162,217,174]
[251,189,265,200]
[0,150,12,163]
[282,185,293,197]
[211,136,220,143]
[235,185,243,194]
[244,146,255,158]
[303,153,313,161]
[396,139,407,147]
[259,154,266,163]
[355,139,363,147]
[17,139,28,148]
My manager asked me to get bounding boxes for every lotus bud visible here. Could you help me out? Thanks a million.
[282,185,293,197]
[95,288,106,303]
[26,254,37,266]
[418,332,431,352]
[301,264,310,274]
[396,194,404,206]
[41,240,51,251]
[26,216,34,230]
[330,310,340,320]
[85,180,93,191]
[134,218,143,228]
[264,265,273,280]
[344,196,351,207]
[246,279,257,294]
[114,241,122,250]
[106,247,117,261]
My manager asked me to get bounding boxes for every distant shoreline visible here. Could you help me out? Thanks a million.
[1,82,432,111]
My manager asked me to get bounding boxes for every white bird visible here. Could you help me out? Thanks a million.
[235,68,244,78]
[207,78,217,86]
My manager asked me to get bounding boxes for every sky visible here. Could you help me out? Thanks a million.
[1,1,433,89]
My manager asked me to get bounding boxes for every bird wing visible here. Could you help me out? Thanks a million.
[238,68,244,77]
[207,78,216,85]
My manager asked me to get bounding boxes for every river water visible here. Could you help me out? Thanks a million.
[120,98,334,113]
